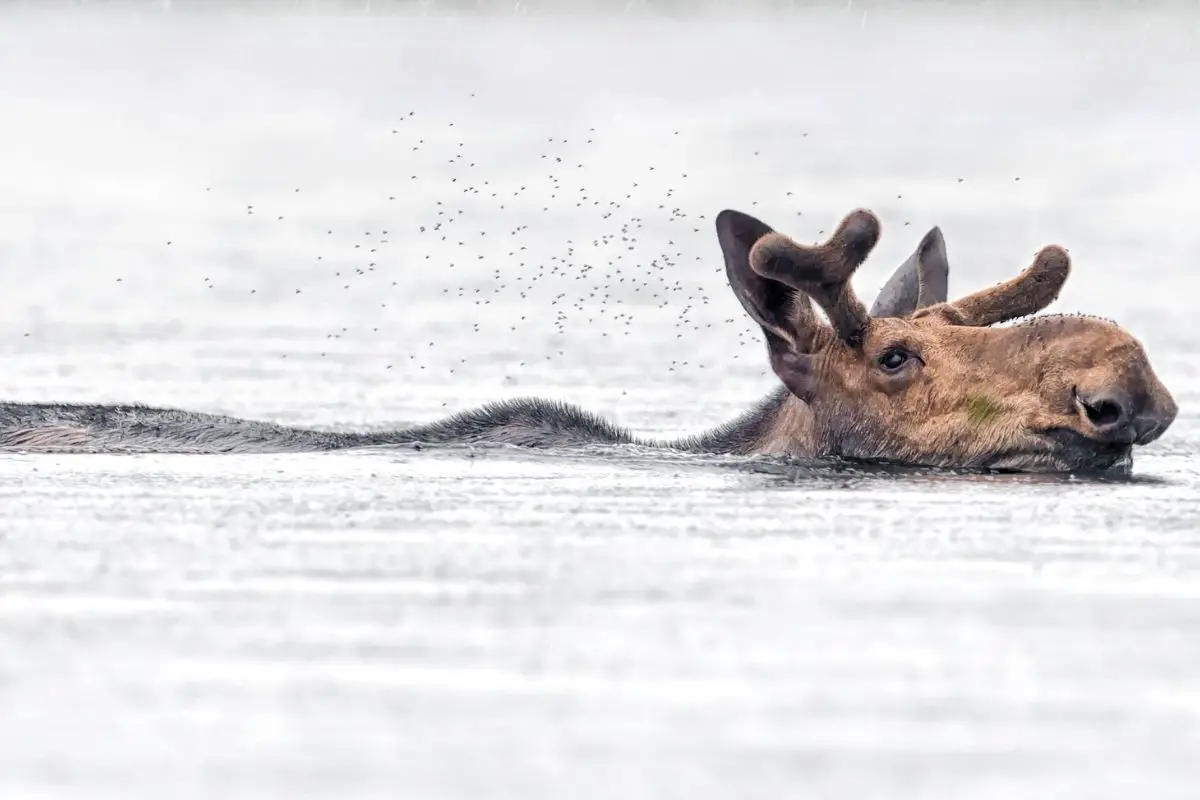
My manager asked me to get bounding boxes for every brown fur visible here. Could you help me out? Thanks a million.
[718,208,1177,472]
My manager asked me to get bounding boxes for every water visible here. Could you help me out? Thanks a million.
[1,3,1199,798]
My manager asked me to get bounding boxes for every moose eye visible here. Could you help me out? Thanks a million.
[878,349,910,372]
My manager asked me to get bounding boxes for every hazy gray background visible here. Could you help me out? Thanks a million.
[1,2,1198,799]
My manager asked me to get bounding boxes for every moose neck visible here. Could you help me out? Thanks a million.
[675,386,816,456]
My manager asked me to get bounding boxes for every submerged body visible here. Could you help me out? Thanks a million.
[0,334,1160,473]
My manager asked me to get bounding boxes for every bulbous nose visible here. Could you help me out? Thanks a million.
[1075,383,1177,445]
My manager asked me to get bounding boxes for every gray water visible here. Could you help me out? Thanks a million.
[1,3,1199,798]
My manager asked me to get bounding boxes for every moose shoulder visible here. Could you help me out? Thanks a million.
[0,208,1176,472]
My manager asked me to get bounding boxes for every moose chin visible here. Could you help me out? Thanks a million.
[0,207,1177,474]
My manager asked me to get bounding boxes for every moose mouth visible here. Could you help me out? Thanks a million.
[1016,428,1135,474]
[956,429,1131,474]
[836,427,1133,475]
[841,432,1132,474]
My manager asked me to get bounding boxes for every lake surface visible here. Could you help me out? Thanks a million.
[1,2,1198,798]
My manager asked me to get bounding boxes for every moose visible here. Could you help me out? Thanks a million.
[0,207,1176,472]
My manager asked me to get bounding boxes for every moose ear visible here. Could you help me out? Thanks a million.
[767,344,817,403]
[716,209,819,349]
[869,226,950,318]
[716,209,792,339]
[715,209,819,402]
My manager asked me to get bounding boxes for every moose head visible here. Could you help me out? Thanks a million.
[717,208,1177,472]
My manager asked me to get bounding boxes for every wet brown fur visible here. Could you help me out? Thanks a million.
[719,208,1177,472]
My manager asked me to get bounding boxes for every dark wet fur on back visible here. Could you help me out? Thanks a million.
[0,391,791,455]
[397,398,634,449]
[0,403,352,453]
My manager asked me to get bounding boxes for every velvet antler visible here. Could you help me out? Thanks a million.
[919,245,1070,327]
[747,209,880,344]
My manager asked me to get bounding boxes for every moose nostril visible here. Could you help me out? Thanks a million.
[1083,398,1122,427]
[1076,390,1127,430]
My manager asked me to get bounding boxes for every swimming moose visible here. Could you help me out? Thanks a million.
[0,208,1176,472]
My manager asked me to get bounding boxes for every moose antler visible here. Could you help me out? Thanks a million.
[747,209,880,344]
[919,245,1071,328]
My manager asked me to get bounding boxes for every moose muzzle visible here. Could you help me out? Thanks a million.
[1074,374,1178,446]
